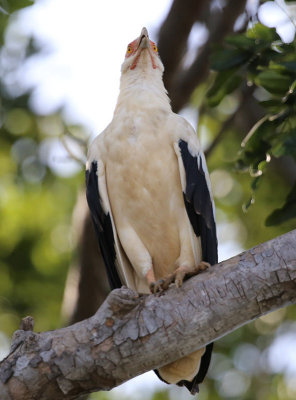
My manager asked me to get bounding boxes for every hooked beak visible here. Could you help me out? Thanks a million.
[129,27,157,70]
[139,27,149,49]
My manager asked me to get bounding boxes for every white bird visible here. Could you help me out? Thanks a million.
[86,27,217,394]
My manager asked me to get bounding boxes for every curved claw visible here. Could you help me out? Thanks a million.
[149,279,165,294]
[149,261,211,294]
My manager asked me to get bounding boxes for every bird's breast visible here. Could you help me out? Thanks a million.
[104,120,186,277]
[106,128,180,208]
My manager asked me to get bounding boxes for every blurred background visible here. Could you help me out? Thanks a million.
[0,0,296,399]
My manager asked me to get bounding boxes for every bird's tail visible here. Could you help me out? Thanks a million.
[154,343,213,395]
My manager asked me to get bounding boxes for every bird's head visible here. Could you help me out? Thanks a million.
[121,27,164,74]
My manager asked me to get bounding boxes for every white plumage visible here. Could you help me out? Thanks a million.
[86,27,217,394]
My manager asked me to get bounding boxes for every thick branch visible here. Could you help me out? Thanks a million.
[1,230,296,400]
[157,0,209,93]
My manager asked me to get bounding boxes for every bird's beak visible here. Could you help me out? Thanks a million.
[139,27,149,49]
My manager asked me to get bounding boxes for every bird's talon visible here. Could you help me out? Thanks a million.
[149,279,165,294]
[195,261,210,273]
[174,270,186,288]
[149,282,155,293]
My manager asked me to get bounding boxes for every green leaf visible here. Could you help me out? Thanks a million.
[271,129,296,158]
[0,0,33,14]
[211,49,250,71]
[247,23,281,43]
[276,61,296,72]
[206,71,242,107]
[238,117,275,175]
[251,176,262,191]
[207,69,236,96]
[267,62,289,72]
[259,99,284,112]
[266,182,296,225]
[226,33,276,53]
[0,0,33,45]
[255,70,293,95]
[225,35,258,50]
[241,116,271,149]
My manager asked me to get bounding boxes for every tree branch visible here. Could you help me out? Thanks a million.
[1,230,296,400]
[169,0,248,112]
[157,0,209,93]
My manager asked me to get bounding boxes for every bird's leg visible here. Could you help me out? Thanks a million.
[145,268,160,294]
[173,261,210,288]
[146,268,167,294]
[150,261,210,294]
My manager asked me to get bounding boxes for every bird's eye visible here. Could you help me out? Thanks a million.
[153,45,158,52]
[127,45,132,54]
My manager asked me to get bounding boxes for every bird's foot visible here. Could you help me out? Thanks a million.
[149,279,165,295]
[149,261,210,294]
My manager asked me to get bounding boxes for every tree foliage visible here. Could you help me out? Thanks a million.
[207,22,296,225]
[0,1,89,334]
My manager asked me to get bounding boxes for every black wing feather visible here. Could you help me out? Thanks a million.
[178,139,218,394]
[179,140,217,265]
[85,161,122,289]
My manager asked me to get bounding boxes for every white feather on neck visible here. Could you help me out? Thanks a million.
[114,51,171,116]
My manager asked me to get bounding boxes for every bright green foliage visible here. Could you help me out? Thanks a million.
[0,0,88,335]
[0,102,87,335]
[207,22,296,226]
[266,182,296,225]
[206,69,243,107]
[196,13,296,398]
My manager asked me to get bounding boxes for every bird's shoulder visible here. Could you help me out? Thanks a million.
[86,127,111,166]
[167,113,201,156]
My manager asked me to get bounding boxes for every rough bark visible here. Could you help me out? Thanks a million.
[1,230,296,400]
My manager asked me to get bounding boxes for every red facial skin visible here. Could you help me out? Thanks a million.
[125,39,158,70]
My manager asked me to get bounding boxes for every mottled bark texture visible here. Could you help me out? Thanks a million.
[1,230,296,400]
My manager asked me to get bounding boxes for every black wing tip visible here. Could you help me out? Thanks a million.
[85,160,122,290]
[179,140,218,265]
[177,342,214,395]
[154,343,213,395]
[177,380,199,395]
